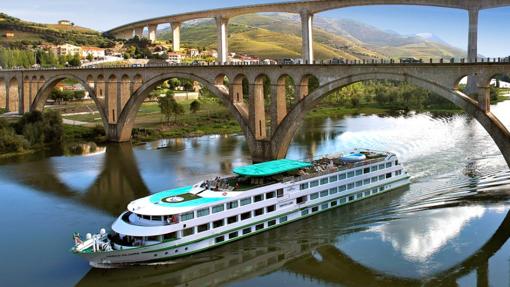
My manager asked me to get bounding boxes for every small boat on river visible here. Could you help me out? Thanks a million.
[72,149,410,268]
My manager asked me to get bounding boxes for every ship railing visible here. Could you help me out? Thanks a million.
[290,157,385,183]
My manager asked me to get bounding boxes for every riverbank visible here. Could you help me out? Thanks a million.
[61,93,510,144]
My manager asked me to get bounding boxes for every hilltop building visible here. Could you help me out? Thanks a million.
[167,52,182,64]
[58,20,73,26]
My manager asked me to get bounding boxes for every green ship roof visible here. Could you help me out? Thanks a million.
[233,159,312,177]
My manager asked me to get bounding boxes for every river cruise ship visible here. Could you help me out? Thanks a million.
[72,149,410,268]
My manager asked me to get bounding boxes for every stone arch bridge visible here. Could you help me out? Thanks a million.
[0,62,509,164]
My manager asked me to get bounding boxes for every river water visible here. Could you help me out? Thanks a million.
[2,101,510,287]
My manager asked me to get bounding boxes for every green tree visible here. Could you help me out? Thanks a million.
[86,53,94,62]
[67,53,81,67]
[158,91,175,124]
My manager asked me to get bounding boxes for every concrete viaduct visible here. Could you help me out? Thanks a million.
[1,62,509,164]
[106,0,510,64]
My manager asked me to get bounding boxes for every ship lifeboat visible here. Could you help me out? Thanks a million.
[340,153,366,162]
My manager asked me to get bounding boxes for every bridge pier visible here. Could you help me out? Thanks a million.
[216,16,229,64]
[171,22,181,52]
[300,11,314,64]
[134,27,144,38]
[478,86,491,113]
[466,8,479,95]
[148,24,158,43]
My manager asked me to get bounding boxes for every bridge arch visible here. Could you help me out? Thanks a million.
[272,72,510,166]
[114,72,254,147]
[31,74,108,129]
[0,78,5,110]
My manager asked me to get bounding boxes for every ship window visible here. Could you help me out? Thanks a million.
[356,192,363,199]
[386,162,392,168]
[279,216,288,223]
[300,183,309,190]
[338,185,346,192]
[266,205,276,213]
[197,223,210,233]
[212,204,224,213]
[147,235,159,242]
[321,203,328,210]
[256,223,264,230]
[386,173,392,179]
[372,188,378,194]
[277,189,284,198]
[181,212,194,221]
[347,171,355,178]
[301,209,309,216]
[240,198,252,206]
[320,190,328,197]
[331,200,338,207]
[227,216,238,224]
[379,164,385,169]
[348,195,355,201]
[296,196,307,204]
[243,227,252,235]
[356,181,362,187]
[310,180,319,187]
[395,160,399,165]
[254,194,263,202]
[241,212,251,220]
[151,216,161,221]
[311,206,319,213]
[356,170,363,176]
[372,177,378,183]
[339,173,346,180]
[268,220,277,227]
[213,219,224,228]
[364,191,371,197]
[254,208,264,216]
[380,187,385,192]
[227,201,238,209]
[339,197,347,204]
[266,192,276,199]
[229,231,238,239]
[329,187,338,195]
[347,183,354,190]
[320,178,328,185]
[310,193,319,200]
[329,175,338,182]
[197,208,210,217]
[182,227,194,237]
[364,168,370,174]
[163,232,177,241]
[379,175,385,180]
[364,179,371,185]
[396,170,402,176]
[141,215,150,220]
[215,236,225,243]
[371,166,378,172]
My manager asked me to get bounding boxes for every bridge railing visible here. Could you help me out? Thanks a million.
[1,57,509,72]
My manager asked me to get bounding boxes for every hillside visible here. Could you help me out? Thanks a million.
[0,13,114,48]
[158,13,465,60]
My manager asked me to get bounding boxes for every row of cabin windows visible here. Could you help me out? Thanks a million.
[180,189,284,222]
[299,162,395,191]
[301,186,386,216]
[214,215,289,244]
[306,173,395,202]
[297,171,400,205]
[180,204,278,237]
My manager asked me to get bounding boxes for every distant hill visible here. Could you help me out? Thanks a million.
[158,13,465,60]
[0,13,114,48]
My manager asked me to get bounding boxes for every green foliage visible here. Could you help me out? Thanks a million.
[158,92,175,124]
[190,100,201,113]
[0,47,36,68]
[49,88,85,103]
[0,118,28,154]
[13,110,64,147]
[67,53,81,67]
[86,53,94,62]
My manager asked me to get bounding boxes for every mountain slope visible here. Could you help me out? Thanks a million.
[0,13,114,48]
[158,13,465,60]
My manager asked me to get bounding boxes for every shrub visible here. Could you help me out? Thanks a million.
[190,100,201,113]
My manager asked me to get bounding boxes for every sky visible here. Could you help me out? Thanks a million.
[2,0,510,57]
